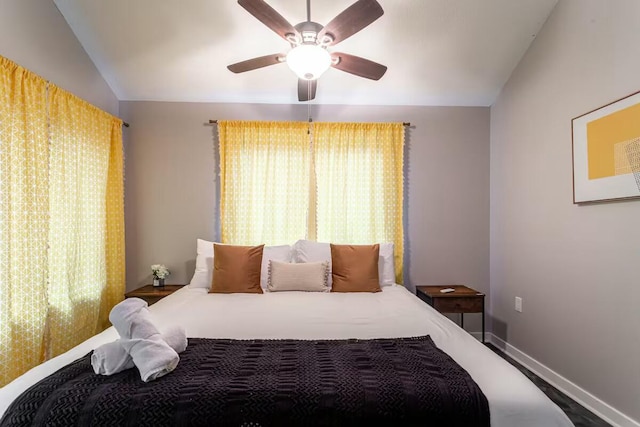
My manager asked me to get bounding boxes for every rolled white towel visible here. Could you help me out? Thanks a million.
[120,338,179,382]
[108,298,149,339]
[91,340,132,375]
[108,298,180,382]
[165,325,188,353]
[91,326,187,375]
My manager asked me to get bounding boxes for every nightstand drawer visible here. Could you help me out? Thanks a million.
[433,297,483,313]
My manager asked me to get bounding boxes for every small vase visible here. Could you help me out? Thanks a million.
[153,278,165,287]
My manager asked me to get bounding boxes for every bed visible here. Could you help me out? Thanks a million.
[0,240,573,427]
[0,284,573,426]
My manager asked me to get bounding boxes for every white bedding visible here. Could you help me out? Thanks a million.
[0,285,573,427]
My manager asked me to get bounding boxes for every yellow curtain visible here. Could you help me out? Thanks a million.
[0,57,50,386]
[218,120,310,245]
[47,85,125,357]
[102,117,126,332]
[313,122,405,283]
[0,55,125,385]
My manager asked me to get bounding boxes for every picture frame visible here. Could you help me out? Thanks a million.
[572,90,640,204]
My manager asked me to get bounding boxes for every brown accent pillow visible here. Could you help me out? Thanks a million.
[330,244,381,293]
[210,244,264,293]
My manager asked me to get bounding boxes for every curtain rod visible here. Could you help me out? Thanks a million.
[123,122,130,127]
[208,119,411,127]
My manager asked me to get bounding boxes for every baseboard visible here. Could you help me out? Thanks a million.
[487,333,639,427]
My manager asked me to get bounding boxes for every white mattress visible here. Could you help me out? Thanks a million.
[0,285,573,427]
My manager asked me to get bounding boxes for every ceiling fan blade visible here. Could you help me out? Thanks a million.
[331,52,387,80]
[318,0,383,45]
[238,0,299,41]
[227,54,284,73]
[298,79,317,102]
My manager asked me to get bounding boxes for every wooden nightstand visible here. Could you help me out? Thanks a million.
[125,284,185,306]
[416,285,485,342]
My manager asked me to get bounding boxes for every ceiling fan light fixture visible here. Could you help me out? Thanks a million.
[286,44,331,80]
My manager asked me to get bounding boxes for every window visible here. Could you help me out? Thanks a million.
[218,120,404,283]
[0,56,124,386]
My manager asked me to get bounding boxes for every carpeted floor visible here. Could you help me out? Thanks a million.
[486,343,611,427]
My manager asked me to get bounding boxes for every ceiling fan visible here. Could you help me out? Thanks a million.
[227,0,387,102]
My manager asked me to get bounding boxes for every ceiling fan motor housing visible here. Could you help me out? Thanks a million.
[292,21,330,46]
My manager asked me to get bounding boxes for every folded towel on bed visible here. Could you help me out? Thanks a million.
[108,298,180,382]
[91,326,187,376]
[120,338,179,382]
[109,298,151,339]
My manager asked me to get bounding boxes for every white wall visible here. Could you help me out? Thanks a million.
[0,0,118,115]
[490,0,640,423]
[120,102,490,335]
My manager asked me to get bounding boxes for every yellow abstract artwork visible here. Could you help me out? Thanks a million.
[586,102,640,179]
[572,90,640,203]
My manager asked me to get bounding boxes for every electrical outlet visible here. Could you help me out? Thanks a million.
[515,297,523,313]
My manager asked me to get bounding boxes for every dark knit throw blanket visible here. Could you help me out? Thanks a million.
[1,336,490,427]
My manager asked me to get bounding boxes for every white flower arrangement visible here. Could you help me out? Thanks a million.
[151,264,170,280]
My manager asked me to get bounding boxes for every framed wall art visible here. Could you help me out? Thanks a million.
[572,90,640,203]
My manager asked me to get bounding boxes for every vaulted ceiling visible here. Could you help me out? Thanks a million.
[54,0,558,106]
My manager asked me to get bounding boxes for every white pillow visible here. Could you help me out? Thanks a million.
[292,239,333,286]
[188,239,293,289]
[260,245,293,289]
[292,239,396,286]
[268,261,330,292]
[378,242,396,286]
[189,238,216,289]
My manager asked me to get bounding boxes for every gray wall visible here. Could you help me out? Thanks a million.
[490,0,640,422]
[0,0,118,116]
[119,102,490,334]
